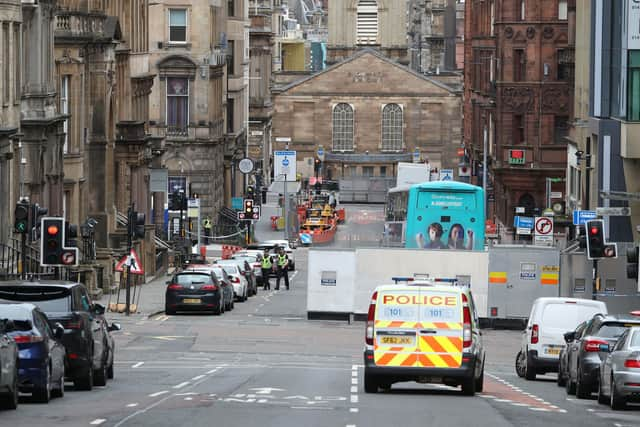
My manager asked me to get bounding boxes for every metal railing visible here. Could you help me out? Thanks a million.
[0,238,62,280]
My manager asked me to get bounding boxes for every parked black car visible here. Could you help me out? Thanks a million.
[564,313,640,398]
[0,281,121,391]
[0,318,19,409]
[165,271,227,315]
[0,303,66,402]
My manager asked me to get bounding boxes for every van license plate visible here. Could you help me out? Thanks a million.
[544,347,561,355]
[183,298,201,304]
[380,336,414,345]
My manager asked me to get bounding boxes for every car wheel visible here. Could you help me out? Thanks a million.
[33,364,51,403]
[52,365,65,399]
[107,361,114,380]
[515,351,526,378]
[575,373,590,399]
[597,379,608,404]
[364,373,378,393]
[0,366,19,409]
[475,368,484,392]
[74,363,94,391]
[610,376,626,410]
[94,360,108,387]
[461,374,476,396]
[524,353,536,380]
[379,383,392,391]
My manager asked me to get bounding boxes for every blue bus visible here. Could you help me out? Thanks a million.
[404,181,485,251]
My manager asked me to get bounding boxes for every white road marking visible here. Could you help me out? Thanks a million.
[351,378,357,385]
[510,403,529,407]
[126,403,139,408]
[350,386,357,393]
[530,408,551,412]
[173,382,190,389]
[494,399,513,403]
[206,369,219,374]
[350,408,359,413]
[175,392,198,396]
[90,420,106,425]
[191,375,206,381]
[351,371,358,377]
[350,395,358,403]
[132,362,144,368]
[184,397,193,401]
[148,391,168,397]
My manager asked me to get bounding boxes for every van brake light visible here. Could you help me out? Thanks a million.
[365,291,378,346]
[462,293,472,348]
[531,324,539,344]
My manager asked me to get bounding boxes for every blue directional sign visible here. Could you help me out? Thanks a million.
[282,157,289,167]
[317,147,324,157]
[514,216,534,229]
[572,210,597,225]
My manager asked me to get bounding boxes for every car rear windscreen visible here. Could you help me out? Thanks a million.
[631,331,640,348]
[174,274,211,285]
[0,287,71,313]
[0,305,32,322]
[222,266,239,275]
[597,322,640,339]
[541,303,602,331]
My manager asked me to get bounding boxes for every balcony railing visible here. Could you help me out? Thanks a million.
[167,126,189,137]
[55,11,106,38]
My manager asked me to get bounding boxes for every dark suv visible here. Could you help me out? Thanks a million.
[564,313,640,399]
[0,281,121,391]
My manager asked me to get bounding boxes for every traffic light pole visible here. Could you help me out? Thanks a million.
[125,204,133,316]
[21,233,27,280]
[592,259,599,301]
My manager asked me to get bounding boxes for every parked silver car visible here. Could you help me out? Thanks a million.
[598,325,640,409]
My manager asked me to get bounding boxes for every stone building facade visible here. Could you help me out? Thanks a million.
[463,0,573,226]
[327,0,409,65]
[272,49,462,181]
[408,0,459,74]
[0,0,22,246]
[148,0,228,236]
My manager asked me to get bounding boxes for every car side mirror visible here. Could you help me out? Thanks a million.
[564,331,576,343]
[92,303,106,315]
[108,322,122,332]
[54,323,65,340]
[166,280,171,285]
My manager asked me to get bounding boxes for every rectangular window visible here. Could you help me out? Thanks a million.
[513,115,524,144]
[227,97,234,133]
[227,40,235,75]
[3,23,9,104]
[557,49,570,81]
[362,166,374,177]
[166,77,189,134]
[13,24,19,102]
[628,51,640,121]
[554,116,569,144]
[228,0,235,17]
[558,0,568,20]
[380,166,387,177]
[514,49,525,82]
[169,9,187,43]
[519,0,525,21]
[61,76,70,153]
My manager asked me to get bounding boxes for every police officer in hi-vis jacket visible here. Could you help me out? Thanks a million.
[275,247,289,290]
[261,249,273,290]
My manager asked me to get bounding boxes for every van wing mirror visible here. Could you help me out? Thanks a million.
[108,322,122,332]
[54,323,65,339]
[92,303,106,315]
[564,331,576,343]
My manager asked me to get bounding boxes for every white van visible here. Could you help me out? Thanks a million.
[516,297,607,380]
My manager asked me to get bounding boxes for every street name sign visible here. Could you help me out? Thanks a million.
[595,207,631,216]
[572,210,597,225]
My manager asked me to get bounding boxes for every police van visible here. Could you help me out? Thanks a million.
[363,278,485,395]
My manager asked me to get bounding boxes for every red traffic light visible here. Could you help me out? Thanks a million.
[47,225,60,235]
[590,227,598,235]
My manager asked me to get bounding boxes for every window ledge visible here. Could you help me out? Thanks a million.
[166,41,191,49]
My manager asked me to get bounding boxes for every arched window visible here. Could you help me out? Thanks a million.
[332,103,354,151]
[382,104,403,151]
[357,0,378,45]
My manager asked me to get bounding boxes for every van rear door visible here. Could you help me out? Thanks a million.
[416,288,463,368]
[373,287,420,367]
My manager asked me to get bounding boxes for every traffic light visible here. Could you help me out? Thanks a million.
[65,221,78,247]
[585,220,606,260]
[627,246,639,280]
[133,212,146,239]
[314,158,321,174]
[246,186,255,199]
[14,200,30,234]
[238,198,260,220]
[41,218,64,265]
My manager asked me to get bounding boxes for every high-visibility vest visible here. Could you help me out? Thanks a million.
[262,256,272,269]
[277,254,288,267]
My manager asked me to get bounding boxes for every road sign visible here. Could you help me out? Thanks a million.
[275,137,291,143]
[115,249,144,275]
[572,210,597,225]
[317,146,325,161]
[534,216,554,245]
[239,158,254,174]
[595,207,631,216]
[439,169,454,181]
[231,197,243,210]
[514,216,534,235]
[550,191,563,199]
[61,249,78,266]
[274,150,296,181]
[187,198,200,218]
[412,149,420,163]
